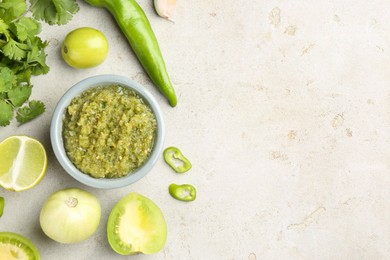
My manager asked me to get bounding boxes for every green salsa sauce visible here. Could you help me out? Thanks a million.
[63,85,157,178]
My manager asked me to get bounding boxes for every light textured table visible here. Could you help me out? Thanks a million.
[1,0,390,259]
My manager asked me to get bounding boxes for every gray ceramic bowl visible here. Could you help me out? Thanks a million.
[50,74,165,189]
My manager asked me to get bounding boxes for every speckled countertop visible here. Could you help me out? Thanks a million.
[1,0,390,259]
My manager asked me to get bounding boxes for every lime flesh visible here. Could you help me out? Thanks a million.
[0,136,47,191]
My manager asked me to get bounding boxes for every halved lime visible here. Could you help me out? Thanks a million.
[0,197,4,217]
[0,232,40,259]
[0,135,47,191]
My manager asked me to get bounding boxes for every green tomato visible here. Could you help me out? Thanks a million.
[107,192,167,255]
[0,232,40,259]
[39,188,101,244]
[61,27,108,69]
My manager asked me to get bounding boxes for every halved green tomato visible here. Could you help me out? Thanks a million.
[107,192,167,255]
[0,232,40,260]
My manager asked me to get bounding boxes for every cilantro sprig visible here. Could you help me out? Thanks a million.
[0,0,79,126]
[30,0,80,26]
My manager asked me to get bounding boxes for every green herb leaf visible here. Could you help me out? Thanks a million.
[15,68,32,86]
[30,0,79,25]
[0,0,79,127]
[8,85,32,107]
[0,67,16,92]
[0,18,10,40]
[16,100,45,124]
[0,99,14,126]
[26,38,49,75]
[0,0,27,23]
[2,38,28,61]
[12,17,41,42]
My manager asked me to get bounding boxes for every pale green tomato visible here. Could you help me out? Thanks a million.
[107,192,167,255]
[0,232,40,259]
[39,188,101,244]
[61,27,108,69]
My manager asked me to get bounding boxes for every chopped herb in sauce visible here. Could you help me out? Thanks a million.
[63,85,157,178]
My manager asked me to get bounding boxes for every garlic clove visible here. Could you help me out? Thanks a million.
[154,0,177,21]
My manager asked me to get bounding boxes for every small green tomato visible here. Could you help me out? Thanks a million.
[61,27,108,69]
[39,188,101,244]
[0,232,40,259]
[107,192,167,255]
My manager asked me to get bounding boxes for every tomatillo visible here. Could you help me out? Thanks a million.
[39,188,101,244]
[61,27,108,69]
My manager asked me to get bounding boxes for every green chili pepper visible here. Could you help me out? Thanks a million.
[0,197,4,217]
[84,0,177,107]
[169,184,196,202]
[163,146,192,173]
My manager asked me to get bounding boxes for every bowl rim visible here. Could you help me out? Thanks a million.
[50,74,165,189]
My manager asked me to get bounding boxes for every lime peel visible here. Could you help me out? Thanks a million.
[0,197,4,217]
[0,135,47,192]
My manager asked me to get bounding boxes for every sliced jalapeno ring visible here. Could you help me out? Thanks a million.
[168,184,196,202]
[163,146,192,173]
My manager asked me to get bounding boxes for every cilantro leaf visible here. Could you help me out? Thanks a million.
[0,58,25,75]
[0,0,79,127]
[30,0,79,25]
[26,38,49,75]
[15,69,31,86]
[0,99,13,126]
[0,67,16,92]
[2,38,28,60]
[8,85,32,107]
[0,18,10,40]
[16,100,45,124]
[11,17,41,42]
[0,0,27,24]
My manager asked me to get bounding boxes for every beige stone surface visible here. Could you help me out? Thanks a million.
[1,0,390,259]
